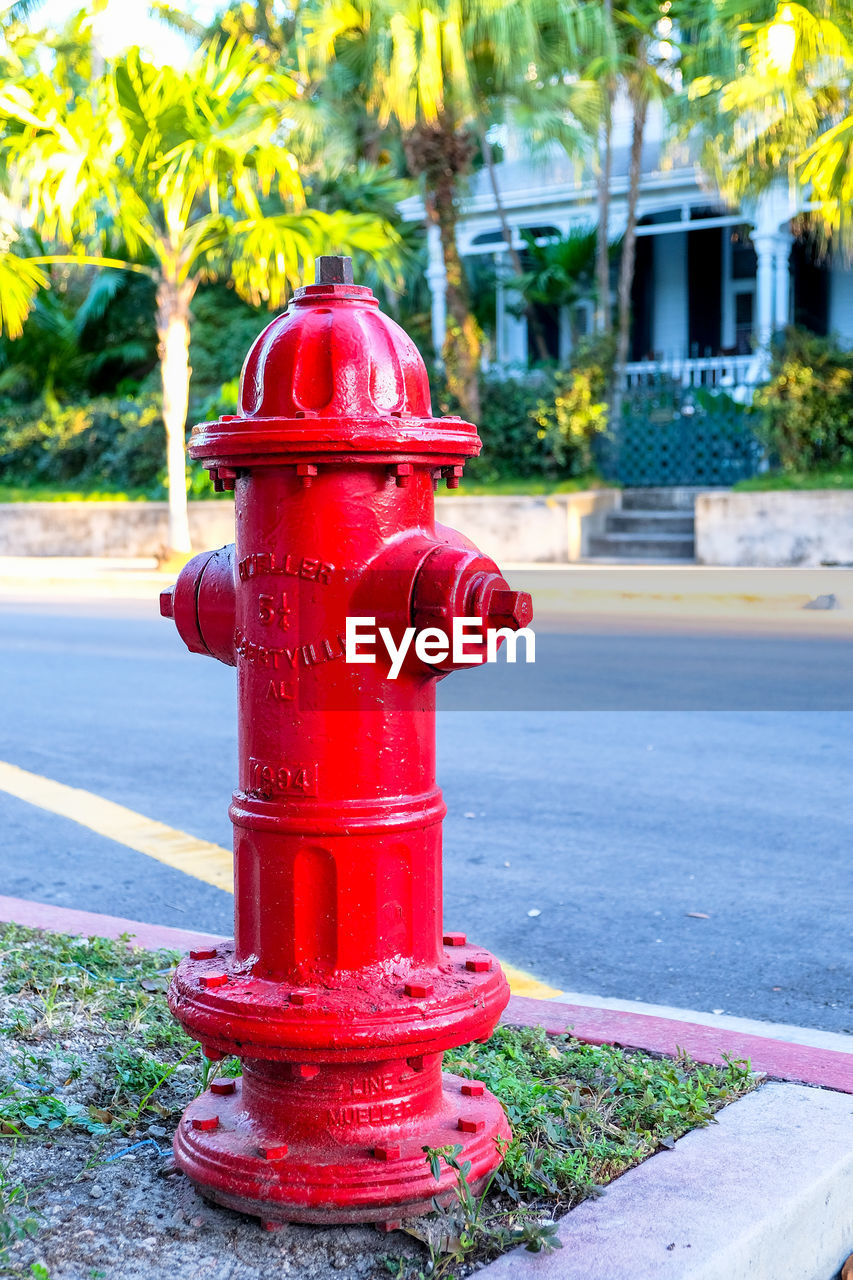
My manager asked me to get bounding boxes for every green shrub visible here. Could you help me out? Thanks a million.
[2,343,609,499]
[470,375,563,479]
[532,360,609,475]
[0,394,166,493]
[754,328,853,471]
[432,339,611,482]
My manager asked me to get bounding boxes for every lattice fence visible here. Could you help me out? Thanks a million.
[598,383,766,487]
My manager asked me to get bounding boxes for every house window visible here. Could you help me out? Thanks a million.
[731,232,757,280]
[722,227,757,353]
[735,292,754,353]
[572,302,591,338]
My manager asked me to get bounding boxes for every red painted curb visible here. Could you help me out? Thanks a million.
[504,995,853,1095]
[0,895,223,954]
[2,896,850,1094]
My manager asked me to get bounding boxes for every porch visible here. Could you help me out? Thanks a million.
[409,150,853,385]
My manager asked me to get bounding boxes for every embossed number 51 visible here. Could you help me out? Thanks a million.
[258,592,290,629]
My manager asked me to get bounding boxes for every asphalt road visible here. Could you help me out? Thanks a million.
[0,596,851,1034]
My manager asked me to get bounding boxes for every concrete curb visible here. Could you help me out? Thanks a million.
[3,895,852,1279]
[504,995,853,1095]
[548,988,853,1054]
[480,1082,853,1280]
[0,894,222,953]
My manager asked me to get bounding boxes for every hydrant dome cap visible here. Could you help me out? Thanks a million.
[238,284,432,420]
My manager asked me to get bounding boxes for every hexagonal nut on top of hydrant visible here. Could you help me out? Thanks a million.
[161,255,533,1227]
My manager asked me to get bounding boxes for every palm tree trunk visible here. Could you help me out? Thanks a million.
[156,278,195,556]
[473,116,550,364]
[615,83,649,378]
[596,0,614,337]
[595,99,613,335]
[405,120,480,419]
[426,181,481,421]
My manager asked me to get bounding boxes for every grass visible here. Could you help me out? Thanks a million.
[2,486,155,503]
[734,467,853,491]
[1,473,609,502]
[446,473,608,497]
[0,925,197,1144]
[0,924,758,1278]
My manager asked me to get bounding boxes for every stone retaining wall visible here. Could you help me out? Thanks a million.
[0,490,620,563]
[695,491,853,566]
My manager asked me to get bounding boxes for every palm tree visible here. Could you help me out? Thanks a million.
[482,70,601,363]
[608,0,681,382]
[304,0,590,417]
[686,1,853,249]
[0,35,400,554]
[595,0,617,337]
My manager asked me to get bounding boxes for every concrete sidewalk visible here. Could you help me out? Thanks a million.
[1,895,851,1280]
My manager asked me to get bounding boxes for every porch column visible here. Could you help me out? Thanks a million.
[426,222,447,365]
[753,233,776,350]
[774,240,792,330]
[496,252,527,368]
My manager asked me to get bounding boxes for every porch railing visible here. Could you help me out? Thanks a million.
[621,354,758,391]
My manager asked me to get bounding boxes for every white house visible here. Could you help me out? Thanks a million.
[400,97,853,390]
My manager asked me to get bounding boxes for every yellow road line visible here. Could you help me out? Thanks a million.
[499,963,563,1000]
[0,760,233,893]
[0,759,562,997]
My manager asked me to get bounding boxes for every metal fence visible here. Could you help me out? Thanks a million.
[598,380,766,488]
[621,355,760,392]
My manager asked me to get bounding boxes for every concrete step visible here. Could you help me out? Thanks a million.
[588,532,695,560]
[607,512,695,535]
[621,487,708,512]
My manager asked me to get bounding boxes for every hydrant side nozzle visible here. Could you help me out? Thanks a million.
[162,546,237,666]
[408,540,535,674]
[195,544,239,668]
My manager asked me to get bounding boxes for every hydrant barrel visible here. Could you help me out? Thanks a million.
[231,465,445,981]
[163,257,531,1226]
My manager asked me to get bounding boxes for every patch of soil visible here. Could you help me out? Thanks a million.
[7,1132,423,1280]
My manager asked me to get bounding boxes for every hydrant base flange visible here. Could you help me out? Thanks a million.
[169,939,510,1061]
[174,1071,511,1225]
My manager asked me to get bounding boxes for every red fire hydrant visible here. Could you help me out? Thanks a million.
[161,256,533,1227]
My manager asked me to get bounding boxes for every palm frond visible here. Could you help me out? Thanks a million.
[0,0,45,25]
[73,267,127,335]
[148,2,206,40]
[0,251,48,340]
[88,339,152,373]
[227,208,405,308]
